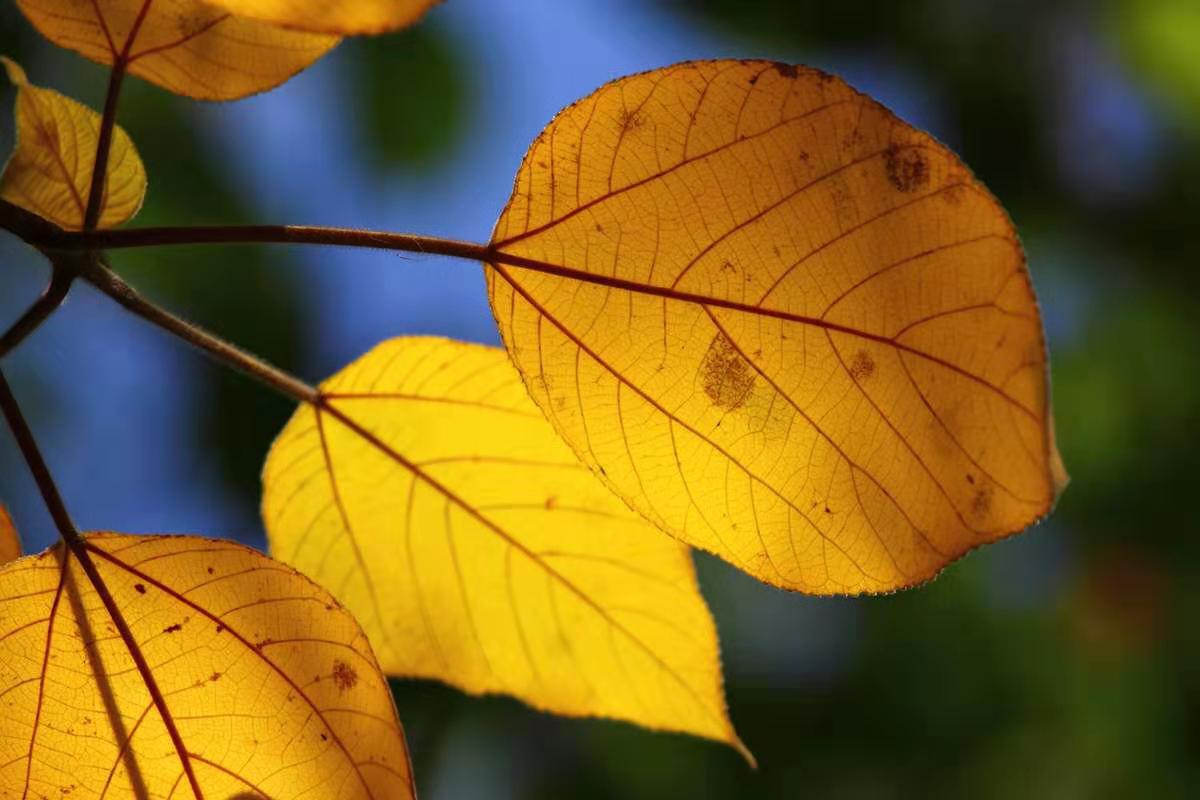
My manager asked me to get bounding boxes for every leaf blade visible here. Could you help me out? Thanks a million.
[15,0,338,100]
[0,504,20,564]
[1,57,146,230]
[262,336,746,758]
[201,0,442,36]
[0,533,414,798]
[487,60,1065,594]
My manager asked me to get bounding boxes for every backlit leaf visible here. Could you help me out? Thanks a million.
[0,533,414,798]
[0,505,19,564]
[487,60,1067,594]
[262,336,746,758]
[1,57,145,229]
[15,0,337,101]
[203,0,442,36]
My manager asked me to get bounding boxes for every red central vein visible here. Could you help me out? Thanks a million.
[68,541,204,799]
[316,400,733,731]
[487,248,1040,423]
[21,553,67,800]
[83,542,377,800]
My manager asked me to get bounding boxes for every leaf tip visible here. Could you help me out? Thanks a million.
[0,56,27,87]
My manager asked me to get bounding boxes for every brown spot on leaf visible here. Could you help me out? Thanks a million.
[772,62,799,79]
[971,485,993,519]
[332,660,358,692]
[885,143,930,193]
[848,350,875,381]
[133,583,146,595]
[618,107,643,133]
[701,333,755,410]
[163,623,182,634]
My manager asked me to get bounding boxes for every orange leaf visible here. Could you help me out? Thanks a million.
[262,337,747,759]
[15,0,338,101]
[203,0,443,36]
[0,505,19,564]
[1,57,146,229]
[487,60,1066,594]
[0,533,414,798]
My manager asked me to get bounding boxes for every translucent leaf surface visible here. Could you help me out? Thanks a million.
[0,505,19,564]
[262,337,746,758]
[487,60,1067,594]
[15,0,337,100]
[0,533,414,798]
[203,0,442,36]
[1,57,145,229]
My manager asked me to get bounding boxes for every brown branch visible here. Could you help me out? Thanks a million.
[0,266,73,359]
[52,222,494,262]
[0,368,79,544]
[81,256,321,406]
[83,60,128,232]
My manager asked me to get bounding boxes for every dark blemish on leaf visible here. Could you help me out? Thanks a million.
[133,583,146,595]
[215,623,224,634]
[972,485,993,519]
[176,10,220,38]
[849,350,875,381]
[618,107,643,132]
[210,672,221,682]
[885,143,930,193]
[544,496,558,510]
[163,623,182,634]
[255,637,273,650]
[320,732,329,742]
[773,63,799,79]
[966,473,976,486]
[824,506,833,514]
[207,567,214,575]
[942,183,967,206]
[332,660,358,692]
[701,333,756,411]
[748,73,759,86]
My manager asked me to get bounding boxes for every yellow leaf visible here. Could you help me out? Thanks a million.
[0,505,19,564]
[1,57,146,230]
[262,336,747,758]
[203,0,442,36]
[15,0,338,101]
[487,60,1066,594]
[0,533,414,798]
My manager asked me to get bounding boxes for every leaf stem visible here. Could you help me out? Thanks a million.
[0,350,205,799]
[0,265,73,359]
[81,257,321,406]
[62,223,495,262]
[83,59,128,232]
[0,368,79,544]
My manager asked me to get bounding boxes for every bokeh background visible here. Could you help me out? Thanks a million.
[2,0,1198,797]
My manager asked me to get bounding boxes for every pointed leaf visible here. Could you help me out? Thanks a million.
[487,60,1066,594]
[262,337,747,758]
[0,505,19,564]
[1,57,146,230]
[15,0,337,101]
[203,0,442,36]
[0,533,414,798]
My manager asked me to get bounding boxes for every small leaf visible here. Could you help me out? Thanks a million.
[262,337,747,759]
[203,0,443,36]
[0,504,20,564]
[1,57,146,230]
[15,0,338,101]
[0,533,414,798]
[487,60,1065,594]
